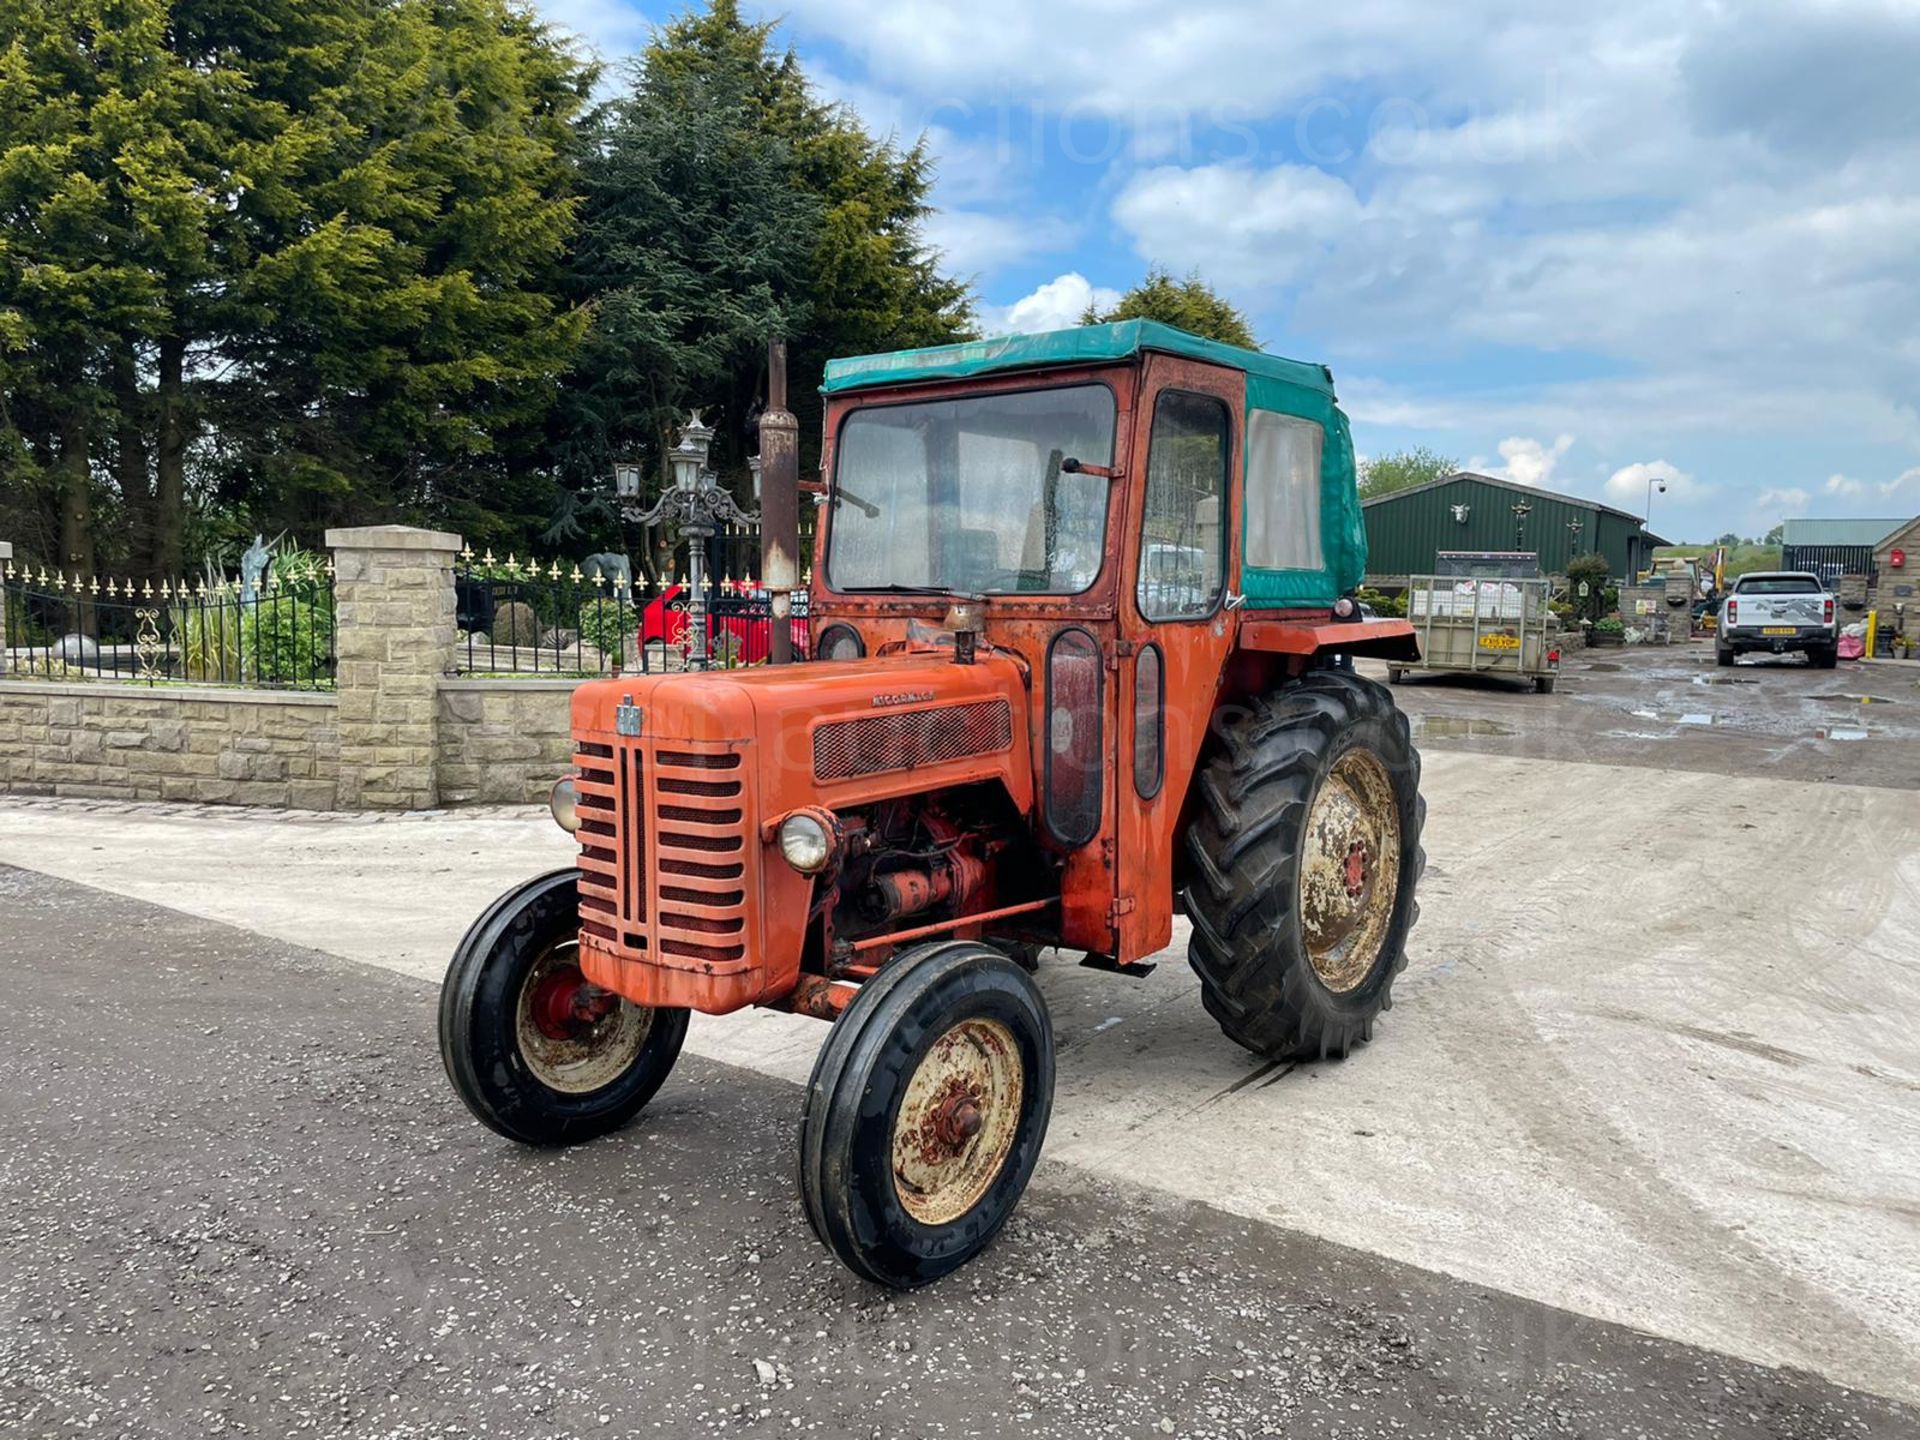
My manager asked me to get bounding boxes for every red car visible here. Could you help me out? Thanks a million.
[640,583,807,664]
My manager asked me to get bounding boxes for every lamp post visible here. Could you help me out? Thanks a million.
[1511,500,1533,552]
[621,410,758,670]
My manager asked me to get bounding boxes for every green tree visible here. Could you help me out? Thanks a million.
[556,0,972,556]
[556,32,819,552]
[0,0,208,581]
[1566,551,1611,623]
[0,0,593,575]
[1359,446,1458,500]
[1083,267,1256,348]
[211,0,593,547]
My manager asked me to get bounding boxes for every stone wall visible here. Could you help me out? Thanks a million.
[1618,584,1687,644]
[436,680,574,805]
[328,526,460,810]
[0,682,339,807]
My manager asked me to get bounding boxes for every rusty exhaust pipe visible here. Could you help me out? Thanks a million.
[759,339,800,664]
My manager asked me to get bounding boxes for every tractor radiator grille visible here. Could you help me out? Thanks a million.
[571,741,627,946]
[575,739,749,963]
[812,700,1013,782]
[650,749,747,965]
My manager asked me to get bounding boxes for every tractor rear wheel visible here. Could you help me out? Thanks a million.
[798,941,1053,1288]
[1183,670,1425,1061]
[440,869,688,1146]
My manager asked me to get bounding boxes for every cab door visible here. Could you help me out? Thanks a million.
[1113,355,1244,963]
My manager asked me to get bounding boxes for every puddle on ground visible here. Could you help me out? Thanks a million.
[1583,662,1623,672]
[1412,715,1515,740]
[1624,708,1717,727]
[1693,675,1755,686]
[1815,726,1874,741]
[1807,693,1898,705]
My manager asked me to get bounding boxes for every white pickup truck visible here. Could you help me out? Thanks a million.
[1716,571,1838,668]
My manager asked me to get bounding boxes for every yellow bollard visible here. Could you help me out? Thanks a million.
[1864,609,1877,660]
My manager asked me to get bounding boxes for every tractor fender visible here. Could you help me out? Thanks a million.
[1237,616,1421,665]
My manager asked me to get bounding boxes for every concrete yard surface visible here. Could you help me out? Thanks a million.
[3,706,1917,1410]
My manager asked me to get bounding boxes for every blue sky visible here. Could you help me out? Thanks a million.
[539,0,1920,544]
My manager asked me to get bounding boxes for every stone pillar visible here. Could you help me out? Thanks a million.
[326,525,461,809]
[0,541,10,676]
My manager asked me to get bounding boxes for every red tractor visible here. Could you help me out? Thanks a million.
[441,321,1426,1286]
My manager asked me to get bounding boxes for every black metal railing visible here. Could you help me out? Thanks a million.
[2,562,337,689]
[454,552,811,677]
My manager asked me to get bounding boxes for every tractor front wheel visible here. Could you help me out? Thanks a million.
[1184,670,1425,1061]
[798,941,1054,1288]
[439,869,689,1146]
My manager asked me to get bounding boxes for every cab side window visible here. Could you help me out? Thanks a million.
[1137,391,1230,620]
[1244,410,1324,572]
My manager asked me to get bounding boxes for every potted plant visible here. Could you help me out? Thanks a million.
[1591,616,1626,648]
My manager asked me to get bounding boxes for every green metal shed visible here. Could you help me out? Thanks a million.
[1362,472,1667,584]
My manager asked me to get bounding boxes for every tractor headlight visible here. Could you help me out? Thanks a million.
[778,812,833,873]
[549,776,581,834]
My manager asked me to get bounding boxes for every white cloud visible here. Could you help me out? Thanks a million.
[1605,459,1703,508]
[1471,435,1573,488]
[978,273,1121,337]
[1882,466,1920,498]
[1112,164,1362,287]
[1753,487,1810,518]
[1825,473,1867,496]
[538,0,1920,521]
[919,211,1076,277]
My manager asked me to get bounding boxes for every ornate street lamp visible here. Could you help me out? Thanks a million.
[621,410,757,669]
[1511,500,1533,551]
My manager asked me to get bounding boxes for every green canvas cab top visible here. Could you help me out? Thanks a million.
[820,320,1337,399]
[821,321,1366,608]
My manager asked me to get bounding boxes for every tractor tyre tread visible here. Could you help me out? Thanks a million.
[798,942,1054,1288]
[1181,670,1425,1062]
[439,868,688,1147]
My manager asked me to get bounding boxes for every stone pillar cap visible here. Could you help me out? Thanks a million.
[0,541,11,560]
[324,525,462,554]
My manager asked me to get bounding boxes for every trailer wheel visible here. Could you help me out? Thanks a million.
[798,941,1053,1288]
[1716,644,1735,667]
[1534,675,1557,694]
[1183,670,1425,1061]
[439,869,688,1146]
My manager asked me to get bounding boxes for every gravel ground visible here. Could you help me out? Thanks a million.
[2,866,1913,1440]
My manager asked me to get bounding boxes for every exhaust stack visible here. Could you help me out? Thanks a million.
[759,339,801,663]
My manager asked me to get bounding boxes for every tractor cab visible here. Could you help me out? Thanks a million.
[796,321,1415,972]
[442,323,1426,1289]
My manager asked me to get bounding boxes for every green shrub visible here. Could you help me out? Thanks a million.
[1355,585,1406,618]
[170,568,334,686]
[1594,616,1625,636]
[247,594,335,685]
[575,598,637,658]
[171,601,241,682]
